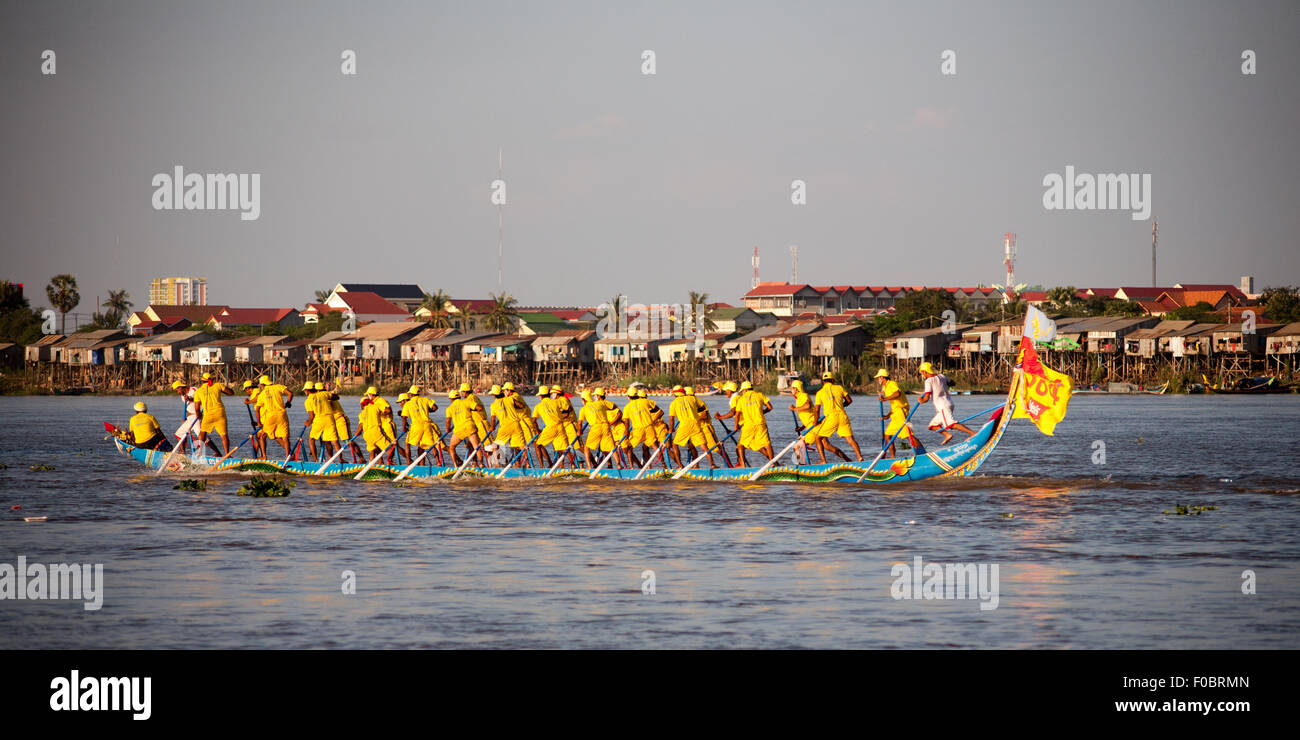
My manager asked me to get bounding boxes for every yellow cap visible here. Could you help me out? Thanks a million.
[502,382,515,391]
[259,375,271,385]
[580,390,591,402]
[874,368,890,379]
[551,386,562,395]
[303,383,314,392]
[489,384,502,395]
[723,381,737,392]
[314,381,325,390]
[918,362,935,375]
[171,380,185,390]
[242,380,254,389]
[201,372,211,380]
[409,385,420,395]
[397,393,409,402]
[637,388,648,398]
[791,379,803,389]
[447,389,457,399]
[365,386,378,396]
[594,387,606,397]
[459,383,471,393]
[133,402,147,412]
[671,384,683,392]
[822,372,834,380]
[537,385,550,396]
[740,380,753,391]
[685,386,695,395]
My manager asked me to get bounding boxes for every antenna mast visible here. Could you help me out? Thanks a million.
[752,246,760,289]
[1002,232,1017,304]
[497,148,503,295]
[789,245,799,283]
[1151,219,1158,287]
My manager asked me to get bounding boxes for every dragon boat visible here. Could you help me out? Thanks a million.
[109,374,1019,484]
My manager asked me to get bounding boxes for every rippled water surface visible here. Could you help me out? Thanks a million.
[1,393,1297,648]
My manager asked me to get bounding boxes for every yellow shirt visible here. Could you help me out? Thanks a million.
[669,396,700,431]
[735,390,771,428]
[815,383,849,415]
[193,383,228,417]
[553,396,577,424]
[624,398,651,429]
[533,398,560,427]
[404,397,437,425]
[880,379,908,417]
[359,403,383,433]
[793,391,818,429]
[581,399,615,430]
[490,397,519,435]
[257,384,289,413]
[129,412,161,443]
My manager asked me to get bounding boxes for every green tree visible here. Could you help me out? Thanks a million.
[893,289,958,327]
[46,274,80,333]
[1261,286,1300,324]
[1165,301,1216,322]
[104,289,132,316]
[1047,286,1078,310]
[1101,299,1144,317]
[313,288,333,304]
[0,280,43,344]
[420,290,452,328]
[687,290,718,334]
[485,293,519,332]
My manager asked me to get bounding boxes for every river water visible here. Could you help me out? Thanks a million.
[0,393,1296,649]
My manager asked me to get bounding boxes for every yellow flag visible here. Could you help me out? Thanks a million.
[1012,338,1072,435]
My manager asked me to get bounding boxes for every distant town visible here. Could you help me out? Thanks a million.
[1,274,1298,396]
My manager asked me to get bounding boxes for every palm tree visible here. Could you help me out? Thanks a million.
[46,274,80,333]
[1047,286,1077,311]
[421,290,452,328]
[313,288,333,304]
[101,289,132,327]
[687,290,718,334]
[486,292,519,332]
[604,294,627,335]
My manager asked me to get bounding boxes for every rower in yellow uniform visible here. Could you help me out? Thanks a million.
[788,379,832,463]
[814,372,863,461]
[640,388,671,467]
[580,387,621,467]
[734,380,774,465]
[321,382,363,462]
[306,381,339,462]
[368,387,399,463]
[192,372,235,455]
[503,382,546,467]
[609,390,640,468]
[667,385,703,467]
[402,386,439,462]
[128,401,172,451]
[550,386,581,463]
[254,375,294,459]
[488,385,526,457]
[458,383,492,442]
[446,384,485,467]
[241,380,265,457]
[359,387,397,463]
[531,386,564,464]
[395,392,411,461]
[874,368,922,458]
[688,386,726,468]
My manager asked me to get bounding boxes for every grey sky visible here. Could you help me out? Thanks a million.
[2,0,1297,315]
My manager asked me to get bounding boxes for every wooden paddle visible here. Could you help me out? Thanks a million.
[855,394,923,482]
[393,428,453,482]
[353,428,407,480]
[545,421,587,477]
[314,429,365,475]
[451,430,496,480]
[153,416,198,476]
[497,428,544,479]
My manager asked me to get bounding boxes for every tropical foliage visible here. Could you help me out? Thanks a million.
[46,274,80,334]
[486,293,519,332]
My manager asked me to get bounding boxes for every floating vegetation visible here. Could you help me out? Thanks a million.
[1000,512,1015,519]
[1164,504,1219,516]
[29,464,55,472]
[173,479,209,491]
[237,476,293,498]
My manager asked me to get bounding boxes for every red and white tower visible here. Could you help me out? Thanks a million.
[1002,232,1017,304]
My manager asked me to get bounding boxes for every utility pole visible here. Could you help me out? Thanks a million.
[789,245,798,284]
[497,148,503,296]
[1151,219,1158,287]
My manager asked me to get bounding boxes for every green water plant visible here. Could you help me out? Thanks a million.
[1164,504,1218,516]
[173,479,208,491]
[237,476,293,498]
[29,464,55,472]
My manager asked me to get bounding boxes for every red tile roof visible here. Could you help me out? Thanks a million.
[742,282,811,297]
[448,298,497,314]
[1177,284,1247,301]
[213,307,296,325]
[338,292,410,315]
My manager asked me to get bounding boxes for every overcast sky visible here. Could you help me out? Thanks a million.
[2,0,1297,315]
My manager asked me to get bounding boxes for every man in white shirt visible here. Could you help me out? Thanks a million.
[918,362,975,445]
